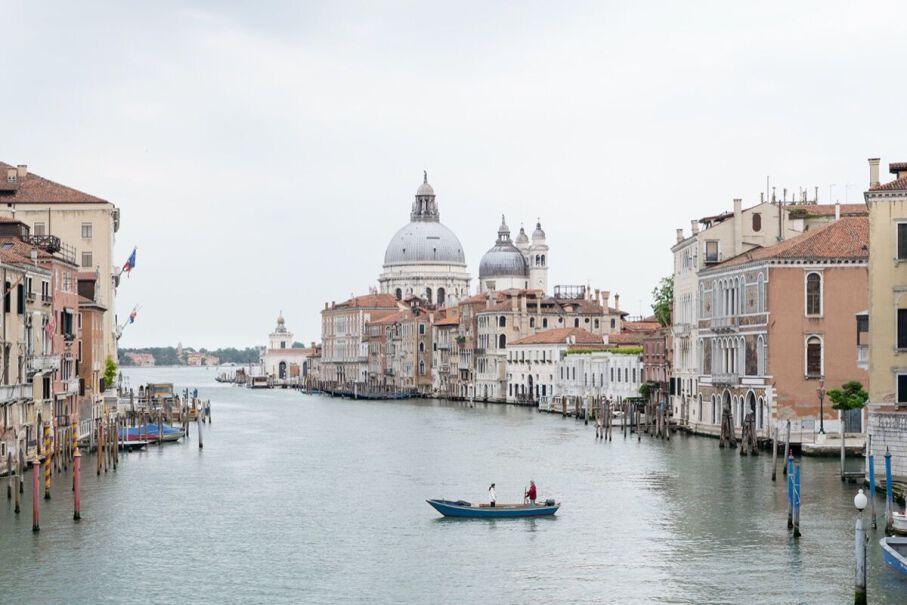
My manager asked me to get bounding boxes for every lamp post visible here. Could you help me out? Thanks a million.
[817,377,826,435]
[854,488,868,605]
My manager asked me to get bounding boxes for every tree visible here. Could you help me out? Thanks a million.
[104,356,118,389]
[639,382,653,399]
[651,276,673,327]
[827,380,868,411]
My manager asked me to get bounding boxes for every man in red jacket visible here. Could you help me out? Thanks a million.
[525,480,537,505]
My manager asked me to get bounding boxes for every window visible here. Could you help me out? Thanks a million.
[395,288,402,301]
[752,213,762,232]
[610,318,616,329]
[34,222,45,236]
[419,342,425,353]
[594,319,599,329]
[899,374,907,405]
[757,274,765,313]
[499,316,506,328]
[543,318,548,328]
[806,336,822,377]
[705,240,719,263]
[899,309,907,349]
[899,223,907,260]
[498,334,506,349]
[805,273,822,316]
[419,324,425,336]
[81,251,93,268]
[81,223,93,239]
[530,317,535,328]
[425,287,432,302]
[574,318,579,328]
[418,361,425,376]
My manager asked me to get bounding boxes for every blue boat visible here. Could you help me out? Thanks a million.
[881,537,907,576]
[426,499,560,518]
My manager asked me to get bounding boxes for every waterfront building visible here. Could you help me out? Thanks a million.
[670,196,868,428]
[364,298,434,394]
[0,162,120,362]
[642,326,672,414]
[864,158,907,480]
[262,313,317,381]
[123,352,154,367]
[78,272,107,437]
[378,173,471,305]
[448,293,486,399]
[694,217,868,442]
[431,308,459,398]
[506,327,604,403]
[554,348,645,404]
[320,292,400,388]
[473,286,621,402]
[478,216,549,294]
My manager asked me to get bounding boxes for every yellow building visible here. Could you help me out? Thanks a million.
[865,158,907,480]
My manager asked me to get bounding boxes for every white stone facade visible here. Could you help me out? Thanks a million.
[554,351,644,402]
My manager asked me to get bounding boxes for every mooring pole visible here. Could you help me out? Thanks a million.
[771,425,779,482]
[868,434,876,530]
[793,464,801,538]
[787,453,794,530]
[73,448,81,521]
[855,489,867,605]
[31,457,40,531]
[783,420,791,476]
[885,448,893,533]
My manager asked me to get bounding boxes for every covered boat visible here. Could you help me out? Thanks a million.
[426,499,560,518]
[881,537,907,576]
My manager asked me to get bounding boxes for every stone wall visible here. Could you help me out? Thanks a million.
[868,411,907,481]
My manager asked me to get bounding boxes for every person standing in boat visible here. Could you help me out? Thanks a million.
[525,480,537,505]
[488,483,496,507]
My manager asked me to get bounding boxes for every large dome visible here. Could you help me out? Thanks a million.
[384,221,466,266]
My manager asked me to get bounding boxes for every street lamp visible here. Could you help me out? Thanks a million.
[817,377,826,435]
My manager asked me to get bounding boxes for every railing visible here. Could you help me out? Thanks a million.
[24,234,61,253]
[25,291,35,302]
[674,323,691,337]
[28,354,60,374]
[711,373,740,386]
[41,293,51,305]
[0,383,33,402]
[66,379,80,395]
[437,342,450,350]
[712,316,738,332]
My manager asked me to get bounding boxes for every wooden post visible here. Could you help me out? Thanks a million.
[6,451,11,500]
[787,453,794,529]
[158,409,163,446]
[771,426,779,481]
[43,423,51,500]
[18,448,24,495]
[840,427,846,481]
[783,421,791,476]
[795,464,801,532]
[869,443,877,530]
[198,414,204,449]
[73,448,81,521]
[885,448,894,533]
[112,418,118,470]
[855,509,867,605]
[14,450,21,513]
[97,421,102,476]
[32,456,40,531]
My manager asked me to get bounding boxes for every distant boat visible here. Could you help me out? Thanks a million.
[119,423,183,444]
[881,537,907,576]
[426,498,560,518]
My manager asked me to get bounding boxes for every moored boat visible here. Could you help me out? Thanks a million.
[892,512,907,535]
[426,498,560,518]
[880,537,907,576]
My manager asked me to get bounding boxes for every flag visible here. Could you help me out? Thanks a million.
[128,307,137,324]
[122,247,137,277]
[45,314,55,336]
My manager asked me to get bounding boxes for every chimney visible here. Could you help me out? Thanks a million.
[675,228,684,243]
[311,341,315,349]
[324,302,328,310]
[521,295,527,314]
[691,220,699,235]
[602,290,610,310]
[733,198,743,256]
[16,164,26,178]
[594,289,600,305]
[614,293,620,312]
[835,202,841,221]
[869,158,880,188]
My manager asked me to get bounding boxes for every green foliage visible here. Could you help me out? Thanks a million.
[827,380,868,411]
[611,346,643,355]
[118,346,261,366]
[104,356,118,387]
[651,276,674,327]
[566,346,642,356]
[638,382,653,399]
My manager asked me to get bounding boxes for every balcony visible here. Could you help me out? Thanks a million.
[66,379,80,395]
[712,316,738,333]
[857,345,869,370]
[27,354,60,375]
[674,323,692,337]
[0,383,33,402]
[41,293,51,305]
[25,291,35,303]
[711,373,740,386]
[437,342,450,350]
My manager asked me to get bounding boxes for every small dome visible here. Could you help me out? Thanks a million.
[515,225,529,246]
[479,244,529,279]
[416,170,435,197]
[532,220,546,240]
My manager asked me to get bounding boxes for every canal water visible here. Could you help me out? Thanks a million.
[0,367,904,604]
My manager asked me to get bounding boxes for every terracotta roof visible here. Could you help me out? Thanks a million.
[787,203,867,217]
[622,320,661,333]
[369,310,407,326]
[433,309,460,326]
[871,176,907,191]
[713,217,869,269]
[0,162,108,204]
[511,327,603,346]
[890,162,907,174]
[607,332,645,345]
[329,293,399,310]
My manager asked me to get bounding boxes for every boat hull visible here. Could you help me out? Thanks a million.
[881,537,907,576]
[427,499,559,518]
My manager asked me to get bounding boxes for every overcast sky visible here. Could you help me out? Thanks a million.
[2,1,904,349]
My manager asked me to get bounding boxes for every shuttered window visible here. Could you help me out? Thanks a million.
[899,309,907,349]
[899,223,907,260]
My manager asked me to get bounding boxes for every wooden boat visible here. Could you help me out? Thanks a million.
[426,498,560,518]
[880,537,907,576]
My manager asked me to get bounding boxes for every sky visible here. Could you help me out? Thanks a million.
[2,1,906,349]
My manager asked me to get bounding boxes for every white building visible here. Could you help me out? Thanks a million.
[555,350,644,403]
[478,216,549,294]
[262,313,317,381]
[379,172,471,306]
[505,327,604,403]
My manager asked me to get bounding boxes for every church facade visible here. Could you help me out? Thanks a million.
[478,216,549,294]
[262,313,318,381]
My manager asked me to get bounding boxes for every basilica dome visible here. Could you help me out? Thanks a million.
[479,216,529,279]
[384,221,466,266]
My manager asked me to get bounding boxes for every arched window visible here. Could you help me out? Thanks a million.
[806,336,822,377]
[574,318,579,328]
[530,317,535,328]
[699,283,706,316]
[499,334,507,349]
[395,288,402,301]
[499,316,506,328]
[541,254,546,266]
[425,287,432,302]
[806,272,822,315]
[418,360,425,375]
[419,342,425,353]
[757,274,765,313]
[752,213,762,232]
[543,318,549,328]
[437,287,446,305]
[610,318,616,329]
[756,335,766,376]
